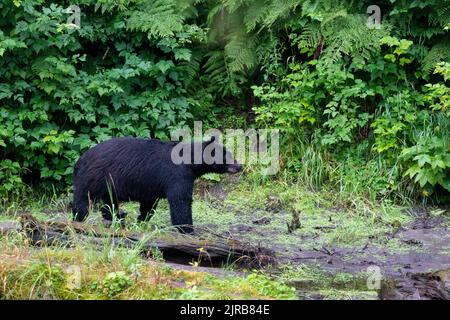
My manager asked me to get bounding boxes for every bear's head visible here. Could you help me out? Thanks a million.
[201,136,243,174]
[171,136,243,176]
[178,136,241,176]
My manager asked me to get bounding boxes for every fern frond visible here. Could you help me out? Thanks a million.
[260,0,301,29]
[243,0,269,32]
[180,50,202,84]
[309,11,391,66]
[422,41,450,76]
[299,21,322,49]
[203,50,245,97]
[126,0,184,38]
[224,32,258,72]
[431,0,450,28]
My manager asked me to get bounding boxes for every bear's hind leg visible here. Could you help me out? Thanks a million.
[101,197,127,222]
[73,203,89,222]
[138,197,159,222]
[72,190,90,222]
[100,205,114,221]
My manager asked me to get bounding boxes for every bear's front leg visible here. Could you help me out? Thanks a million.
[166,184,194,234]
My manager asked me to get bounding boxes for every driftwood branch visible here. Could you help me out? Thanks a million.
[1,214,275,268]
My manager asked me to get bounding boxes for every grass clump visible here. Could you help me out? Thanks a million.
[0,233,296,300]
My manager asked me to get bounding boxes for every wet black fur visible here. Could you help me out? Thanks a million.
[72,137,241,233]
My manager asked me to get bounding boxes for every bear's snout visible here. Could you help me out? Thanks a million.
[227,163,243,173]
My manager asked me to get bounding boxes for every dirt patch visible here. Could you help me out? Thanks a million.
[286,220,450,278]
[196,181,229,200]
[380,269,450,300]
[216,208,450,299]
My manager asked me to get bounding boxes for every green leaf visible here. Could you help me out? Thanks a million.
[156,60,174,74]
[174,48,192,61]
[384,54,396,63]
[413,154,431,167]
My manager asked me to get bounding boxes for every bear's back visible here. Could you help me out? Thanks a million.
[74,137,177,176]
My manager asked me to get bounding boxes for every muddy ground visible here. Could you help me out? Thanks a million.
[190,182,450,300]
[2,178,449,300]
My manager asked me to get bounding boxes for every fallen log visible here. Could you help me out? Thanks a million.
[0,220,20,234]
[4,214,275,268]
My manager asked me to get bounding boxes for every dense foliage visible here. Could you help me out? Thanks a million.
[205,0,450,202]
[0,0,206,193]
[0,0,449,202]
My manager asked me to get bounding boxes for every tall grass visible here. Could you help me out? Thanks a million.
[276,130,421,207]
[281,132,334,191]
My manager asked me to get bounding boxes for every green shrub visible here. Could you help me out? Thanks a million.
[400,115,450,196]
[1,0,449,203]
[0,0,205,191]
[249,2,449,200]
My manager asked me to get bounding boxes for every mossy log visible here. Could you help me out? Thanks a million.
[3,214,275,268]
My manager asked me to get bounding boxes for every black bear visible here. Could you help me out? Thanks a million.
[72,136,242,233]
